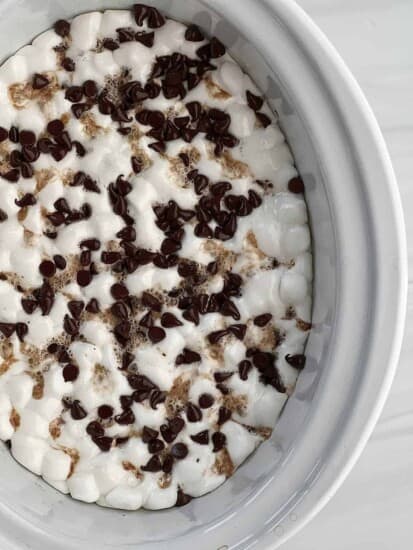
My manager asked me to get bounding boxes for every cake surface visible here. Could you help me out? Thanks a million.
[0,4,312,509]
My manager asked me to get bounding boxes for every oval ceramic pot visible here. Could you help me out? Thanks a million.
[0,1,406,548]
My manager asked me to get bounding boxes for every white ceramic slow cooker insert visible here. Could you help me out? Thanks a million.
[0,0,406,549]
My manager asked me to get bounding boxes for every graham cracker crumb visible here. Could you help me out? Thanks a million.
[296,318,311,331]
[215,149,251,179]
[165,374,190,417]
[9,408,20,430]
[49,417,64,439]
[8,72,60,110]
[80,112,105,138]
[213,448,234,477]
[205,77,231,100]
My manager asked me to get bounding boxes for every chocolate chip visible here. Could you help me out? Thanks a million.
[288,176,305,194]
[128,374,156,391]
[229,324,247,340]
[77,250,91,269]
[190,430,209,447]
[159,425,175,444]
[80,78,97,99]
[0,127,8,142]
[212,431,226,452]
[142,426,159,443]
[21,298,37,314]
[220,299,240,320]
[256,112,271,128]
[0,323,15,338]
[170,442,188,460]
[138,311,153,329]
[182,307,199,325]
[148,438,165,453]
[117,226,136,242]
[86,421,104,438]
[208,329,228,345]
[141,292,161,311]
[20,162,33,179]
[77,270,92,287]
[63,315,79,336]
[65,86,83,103]
[133,3,148,25]
[9,150,21,168]
[121,395,134,409]
[1,169,20,182]
[70,400,87,420]
[71,103,88,119]
[198,393,214,409]
[147,7,166,28]
[47,119,64,136]
[142,455,162,472]
[254,313,272,327]
[185,24,204,41]
[62,57,75,71]
[32,73,49,89]
[238,360,252,381]
[63,364,79,382]
[148,326,166,343]
[248,189,262,208]
[175,348,201,365]
[285,354,306,369]
[19,130,36,146]
[246,90,264,111]
[129,155,142,174]
[160,312,183,329]
[93,436,113,452]
[218,406,232,425]
[111,283,129,300]
[101,251,121,265]
[194,222,213,239]
[115,408,135,425]
[15,322,28,342]
[39,260,56,278]
[111,301,129,321]
[8,126,19,143]
[15,193,36,207]
[162,454,174,474]
[135,31,154,47]
[67,300,84,320]
[114,320,131,345]
[98,91,115,114]
[85,298,100,313]
[0,209,7,222]
[37,137,52,153]
[176,488,192,507]
[98,404,113,419]
[54,19,70,37]
[186,402,202,423]
[21,145,39,163]
[80,238,100,251]
[148,141,166,154]
[103,38,119,51]
[116,26,135,42]
[186,101,202,120]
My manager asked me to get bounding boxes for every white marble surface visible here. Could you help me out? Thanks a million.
[283,1,413,548]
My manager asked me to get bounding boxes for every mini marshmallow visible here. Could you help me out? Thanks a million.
[105,485,144,510]
[67,472,100,503]
[7,375,34,410]
[11,433,48,475]
[42,449,71,481]
[280,272,308,306]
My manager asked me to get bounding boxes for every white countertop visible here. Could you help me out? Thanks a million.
[283,1,413,548]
